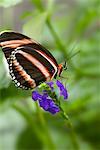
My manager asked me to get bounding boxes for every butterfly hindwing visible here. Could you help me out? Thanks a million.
[0,31,59,90]
[8,46,49,89]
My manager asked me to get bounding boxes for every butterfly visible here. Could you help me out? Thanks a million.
[0,31,67,90]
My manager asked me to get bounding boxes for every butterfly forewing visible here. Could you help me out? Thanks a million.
[0,31,59,90]
[0,31,33,59]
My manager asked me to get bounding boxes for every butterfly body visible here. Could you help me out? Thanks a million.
[0,31,63,90]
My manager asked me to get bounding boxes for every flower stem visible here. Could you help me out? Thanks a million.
[12,104,43,139]
[35,102,56,150]
[60,106,79,150]
[13,103,55,150]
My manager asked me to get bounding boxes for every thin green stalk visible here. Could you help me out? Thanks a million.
[32,1,79,149]
[60,106,80,150]
[12,104,50,147]
[35,102,56,150]
[32,0,68,59]
[46,19,68,59]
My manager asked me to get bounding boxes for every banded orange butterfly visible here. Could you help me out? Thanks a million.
[0,31,67,90]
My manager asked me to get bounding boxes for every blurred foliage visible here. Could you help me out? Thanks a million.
[0,0,22,7]
[0,0,99,150]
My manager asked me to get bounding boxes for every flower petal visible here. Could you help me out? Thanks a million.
[46,81,54,90]
[56,80,68,100]
[32,91,42,101]
[42,91,49,98]
[48,106,60,114]
[56,80,63,89]
[39,99,50,110]
[39,97,60,114]
[32,80,68,115]
[48,101,60,114]
[60,89,68,99]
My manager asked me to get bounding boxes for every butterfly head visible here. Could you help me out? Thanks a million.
[57,61,67,77]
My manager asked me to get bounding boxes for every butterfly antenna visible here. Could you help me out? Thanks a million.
[60,75,69,80]
[67,41,79,56]
[67,50,80,61]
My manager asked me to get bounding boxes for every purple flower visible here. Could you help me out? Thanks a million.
[47,101,60,114]
[39,98,50,110]
[46,81,54,90]
[32,80,68,115]
[32,90,60,114]
[32,91,42,101]
[56,80,68,99]
[39,97,60,114]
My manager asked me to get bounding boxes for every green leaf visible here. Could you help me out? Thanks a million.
[64,1,98,42]
[0,0,22,7]
[31,0,43,11]
[20,11,33,19]
[46,0,54,18]
[16,126,43,150]
[0,108,26,149]
[23,12,47,41]
[0,84,31,108]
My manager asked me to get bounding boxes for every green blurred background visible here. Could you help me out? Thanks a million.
[0,0,99,150]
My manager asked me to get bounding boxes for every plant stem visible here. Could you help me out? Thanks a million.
[60,106,80,150]
[12,104,43,136]
[46,19,68,59]
[12,103,47,144]
[32,1,79,149]
[32,0,68,59]
[13,103,55,150]
[35,102,56,150]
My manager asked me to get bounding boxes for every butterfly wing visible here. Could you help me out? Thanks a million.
[0,31,58,89]
[0,31,34,59]
[8,46,47,89]
[0,31,58,65]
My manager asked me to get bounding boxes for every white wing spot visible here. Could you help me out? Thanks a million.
[8,50,36,89]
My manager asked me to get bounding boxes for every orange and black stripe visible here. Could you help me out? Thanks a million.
[0,31,63,90]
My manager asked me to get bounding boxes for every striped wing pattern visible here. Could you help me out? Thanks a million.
[0,31,58,89]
